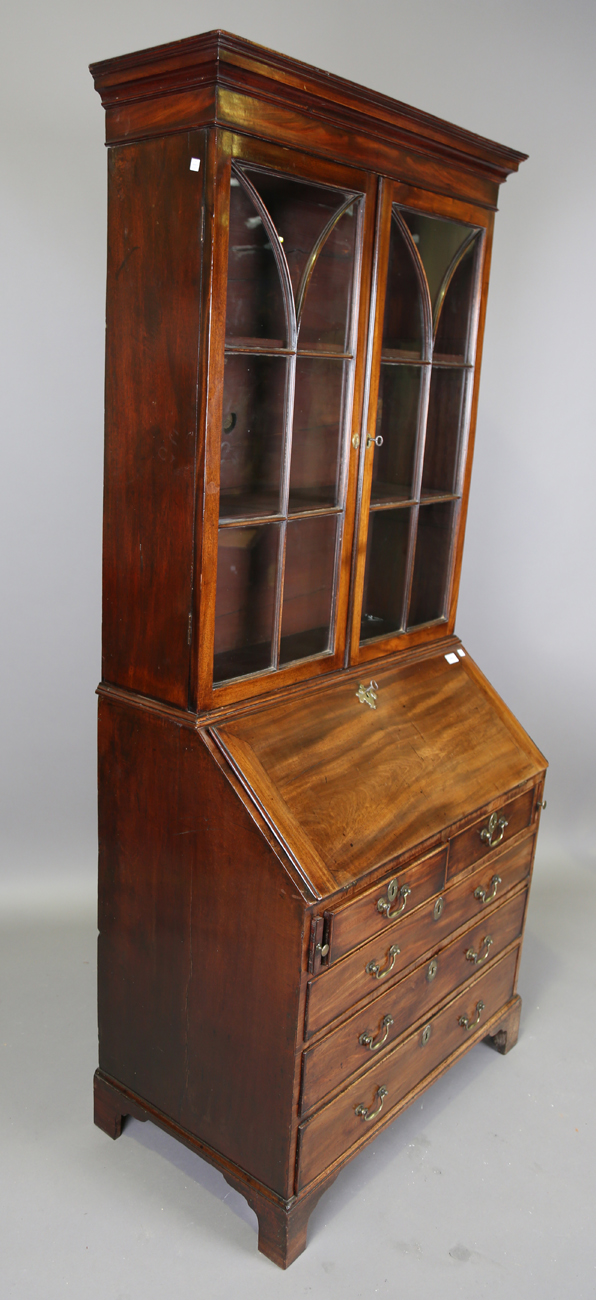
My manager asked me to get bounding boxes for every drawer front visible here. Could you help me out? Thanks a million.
[301,886,527,1114]
[297,948,518,1191]
[327,846,447,964]
[447,787,536,880]
[305,833,534,1035]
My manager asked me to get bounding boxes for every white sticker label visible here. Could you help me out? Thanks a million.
[457,648,466,657]
[445,652,459,664]
[189,158,201,172]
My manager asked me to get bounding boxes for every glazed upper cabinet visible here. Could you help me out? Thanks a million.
[96,73,502,714]
[191,136,495,709]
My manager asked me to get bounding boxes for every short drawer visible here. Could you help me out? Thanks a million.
[297,947,518,1191]
[447,787,536,880]
[305,833,534,1035]
[301,886,527,1114]
[326,845,447,964]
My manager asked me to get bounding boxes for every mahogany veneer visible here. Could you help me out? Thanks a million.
[91,30,546,1268]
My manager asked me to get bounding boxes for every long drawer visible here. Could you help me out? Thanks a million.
[301,885,527,1114]
[297,947,518,1191]
[305,833,534,1035]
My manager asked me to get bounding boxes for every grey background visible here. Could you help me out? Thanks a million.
[1,1,594,1296]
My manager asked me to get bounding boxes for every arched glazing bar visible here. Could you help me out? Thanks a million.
[432,229,479,339]
[295,194,359,331]
[225,166,297,349]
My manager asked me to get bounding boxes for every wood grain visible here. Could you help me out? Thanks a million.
[305,833,534,1034]
[301,887,527,1113]
[102,131,204,706]
[214,650,545,893]
[297,947,519,1189]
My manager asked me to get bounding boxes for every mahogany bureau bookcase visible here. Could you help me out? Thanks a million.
[90,31,547,1268]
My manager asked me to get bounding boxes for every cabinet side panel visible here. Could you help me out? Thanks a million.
[98,698,304,1196]
[103,132,204,705]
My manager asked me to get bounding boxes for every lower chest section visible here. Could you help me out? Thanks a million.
[291,781,543,1195]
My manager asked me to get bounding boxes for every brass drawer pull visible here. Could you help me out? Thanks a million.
[359,1014,394,1052]
[355,1085,388,1122]
[366,943,400,980]
[459,999,485,1031]
[377,880,411,919]
[466,936,493,965]
[480,811,508,848]
[316,942,330,957]
[474,874,501,905]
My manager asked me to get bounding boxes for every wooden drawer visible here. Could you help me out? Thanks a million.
[326,846,447,964]
[297,947,518,1191]
[447,787,536,880]
[305,833,534,1035]
[301,886,527,1114]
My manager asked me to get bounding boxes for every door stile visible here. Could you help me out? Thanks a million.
[194,129,234,711]
[347,177,394,664]
[445,212,495,629]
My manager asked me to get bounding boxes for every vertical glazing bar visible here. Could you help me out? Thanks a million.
[400,359,431,628]
[271,351,297,668]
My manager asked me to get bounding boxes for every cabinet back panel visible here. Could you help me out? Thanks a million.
[103,132,204,706]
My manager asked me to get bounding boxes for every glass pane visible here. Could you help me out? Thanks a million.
[434,239,479,362]
[225,177,288,346]
[289,358,345,512]
[279,516,337,664]
[360,508,411,642]
[401,210,474,317]
[298,203,359,352]
[382,215,425,358]
[422,368,466,498]
[219,355,287,519]
[213,524,279,682]
[246,169,353,301]
[371,364,423,503]
[407,501,456,627]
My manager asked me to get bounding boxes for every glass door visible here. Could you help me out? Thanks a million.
[350,183,491,661]
[197,135,375,707]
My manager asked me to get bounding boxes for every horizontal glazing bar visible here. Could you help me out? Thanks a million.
[369,492,459,513]
[219,505,344,528]
[218,512,285,528]
[368,497,416,512]
[225,344,295,356]
[224,345,353,361]
[380,354,473,370]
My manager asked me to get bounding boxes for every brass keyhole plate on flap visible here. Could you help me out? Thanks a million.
[356,680,378,709]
